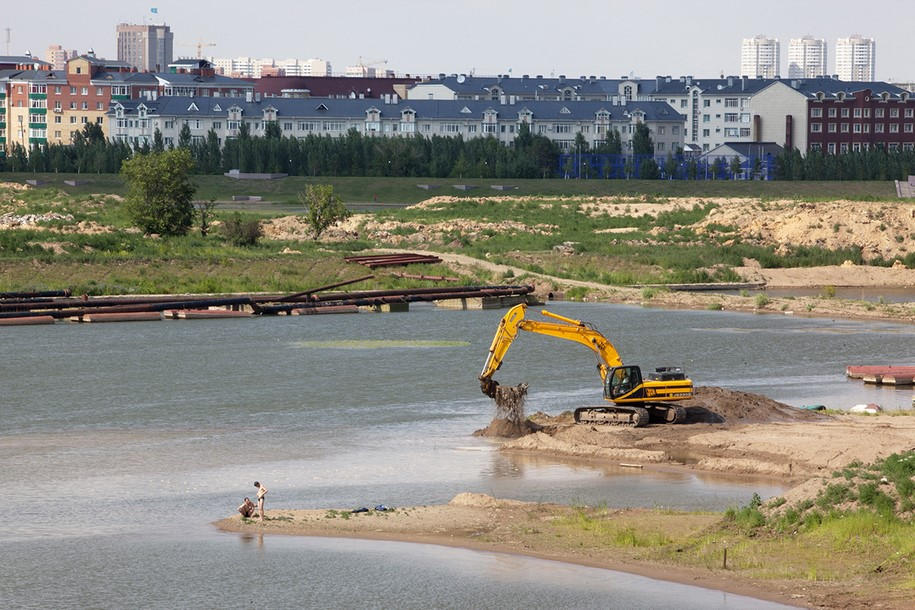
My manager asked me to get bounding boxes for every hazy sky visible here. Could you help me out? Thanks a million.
[5,0,914,80]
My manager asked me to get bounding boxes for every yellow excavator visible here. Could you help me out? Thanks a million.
[479,304,693,427]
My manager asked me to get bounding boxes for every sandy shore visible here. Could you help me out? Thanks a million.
[215,494,803,608]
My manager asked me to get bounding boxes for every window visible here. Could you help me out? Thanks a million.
[739,128,751,137]
[54,101,61,110]
[724,98,738,108]
[297,121,316,131]
[840,142,849,153]
[164,120,174,129]
[81,102,88,110]
[555,124,571,133]
[810,142,821,151]
[69,86,76,95]
[672,125,679,135]
[29,98,46,109]
[702,129,710,137]
[905,123,913,133]
[863,108,871,118]
[657,126,665,135]
[841,108,850,118]
[54,130,61,138]
[702,114,710,123]
[96,87,103,96]
[853,123,862,133]
[212,122,222,130]
[810,123,822,133]
[96,102,103,110]
[54,115,61,124]
[54,86,61,94]
[905,108,914,118]
[890,108,900,118]
[680,99,687,108]
[282,122,293,131]
[875,124,885,133]
[841,123,849,133]
[875,108,885,118]
[111,86,128,96]
[69,116,77,124]
[227,121,240,130]
[827,108,837,118]
[322,121,345,131]
[81,117,88,124]
[28,113,46,124]
[852,142,861,152]
[656,142,665,151]
[724,127,739,137]
[863,124,870,133]
[81,87,88,96]
[827,142,836,154]
[724,113,738,122]
[889,123,899,133]
[467,124,477,133]
[482,124,497,133]
[904,143,914,151]
[703,99,710,107]
[827,123,837,133]
[69,101,76,110]
[442,124,459,133]
[811,107,822,118]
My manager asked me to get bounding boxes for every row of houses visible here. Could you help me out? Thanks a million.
[1,56,914,157]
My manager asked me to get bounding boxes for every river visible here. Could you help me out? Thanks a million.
[3,302,912,608]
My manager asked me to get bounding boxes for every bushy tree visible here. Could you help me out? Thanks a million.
[631,122,654,156]
[121,148,197,235]
[299,184,350,240]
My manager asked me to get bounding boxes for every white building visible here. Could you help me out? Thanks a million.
[45,45,77,71]
[210,56,332,78]
[788,36,826,79]
[741,35,780,79]
[836,35,876,81]
[276,58,332,77]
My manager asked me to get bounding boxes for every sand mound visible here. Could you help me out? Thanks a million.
[474,417,540,438]
[681,386,828,424]
[448,492,530,508]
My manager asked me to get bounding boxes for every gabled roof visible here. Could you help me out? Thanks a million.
[107,96,686,123]
[411,74,657,98]
[703,142,784,158]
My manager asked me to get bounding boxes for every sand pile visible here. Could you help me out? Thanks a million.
[475,382,541,438]
[681,387,828,424]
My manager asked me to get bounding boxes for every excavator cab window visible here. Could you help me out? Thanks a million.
[606,365,642,399]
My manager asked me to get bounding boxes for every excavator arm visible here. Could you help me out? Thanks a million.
[480,304,622,397]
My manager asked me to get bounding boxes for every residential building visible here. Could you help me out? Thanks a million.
[752,78,911,153]
[46,45,77,71]
[836,35,876,81]
[788,36,826,79]
[407,74,656,102]
[2,54,159,150]
[210,57,332,78]
[0,55,50,71]
[252,75,420,100]
[107,96,685,155]
[650,75,771,152]
[116,23,174,71]
[741,35,780,79]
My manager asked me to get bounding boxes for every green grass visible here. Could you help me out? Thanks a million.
[1,173,901,204]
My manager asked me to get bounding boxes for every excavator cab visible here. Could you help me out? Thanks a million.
[605,365,643,400]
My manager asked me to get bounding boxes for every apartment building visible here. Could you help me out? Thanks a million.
[107,96,685,155]
[752,78,910,153]
[650,75,772,152]
[788,36,827,79]
[836,36,876,81]
[741,35,780,79]
[116,23,173,72]
[46,45,77,71]
[407,74,655,102]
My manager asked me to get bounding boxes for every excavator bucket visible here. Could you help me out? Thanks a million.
[480,377,499,398]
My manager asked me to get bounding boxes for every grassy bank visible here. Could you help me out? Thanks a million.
[0,172,901,204]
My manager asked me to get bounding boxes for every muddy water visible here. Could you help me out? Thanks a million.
[4,302,909,607]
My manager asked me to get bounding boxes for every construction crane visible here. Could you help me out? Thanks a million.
[181,40,216,59]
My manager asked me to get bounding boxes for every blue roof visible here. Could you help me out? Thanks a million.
[112,96,685,122]
[415,74,658,97]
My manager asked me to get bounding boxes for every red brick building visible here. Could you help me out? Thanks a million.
[806,88,915,153]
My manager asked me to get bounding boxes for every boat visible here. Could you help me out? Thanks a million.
[849,403,882,414]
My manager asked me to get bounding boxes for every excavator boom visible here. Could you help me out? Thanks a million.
[479,304,693,427]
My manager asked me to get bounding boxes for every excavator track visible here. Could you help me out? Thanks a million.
[646,403,687,424]
[574,406,650,427]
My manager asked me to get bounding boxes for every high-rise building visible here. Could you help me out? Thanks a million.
[46,44,77,70]
[836,35,876,81]
[116,23,173,71]
[787,36,826,79]
[741,35,780,79]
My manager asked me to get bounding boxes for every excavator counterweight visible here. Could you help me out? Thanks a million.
[479,304,693,427]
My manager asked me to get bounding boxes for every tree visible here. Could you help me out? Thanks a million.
[663,154,678,180]
[178,123,192,149]
[121,148,197,235]
[639,157,660,179]
[604,127,622,154]
[631,122,654,156]
[729,156,743,179]
[298,184,351,240]
[152,128,165,153]
[264,121,282,139]
[197,198,218,236]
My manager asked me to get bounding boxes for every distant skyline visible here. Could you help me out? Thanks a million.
[4,0,914,81]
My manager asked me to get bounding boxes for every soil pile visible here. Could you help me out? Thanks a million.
[475,382,541,438]
[681,386,829,424]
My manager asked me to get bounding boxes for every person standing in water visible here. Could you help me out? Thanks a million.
[254,481,268,521]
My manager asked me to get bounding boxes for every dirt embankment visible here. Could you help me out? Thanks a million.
[480,386,915,479]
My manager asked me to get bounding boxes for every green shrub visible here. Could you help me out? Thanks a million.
[755,293,770,308]
[221,213,263,247]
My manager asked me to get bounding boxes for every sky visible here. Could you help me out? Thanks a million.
[5,0,915,81]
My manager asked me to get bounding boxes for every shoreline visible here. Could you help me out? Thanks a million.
[215,500,803,608]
